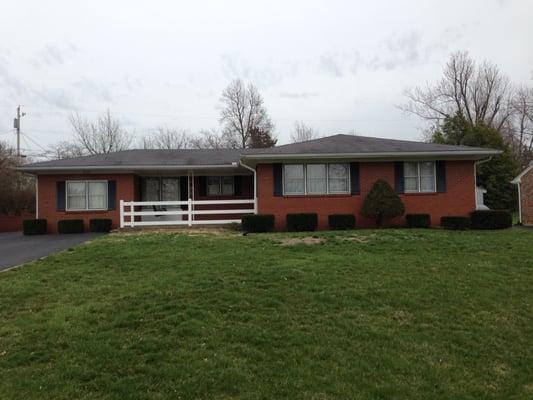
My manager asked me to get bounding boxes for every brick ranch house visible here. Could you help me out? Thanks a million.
[19,134,500,232]
[512,162,533,226]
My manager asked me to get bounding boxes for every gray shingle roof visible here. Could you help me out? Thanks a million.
[21,148,241,169]
[243,134,496,156]
[19,134,500,172]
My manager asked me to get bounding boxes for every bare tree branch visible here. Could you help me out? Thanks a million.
[290,121,319,143]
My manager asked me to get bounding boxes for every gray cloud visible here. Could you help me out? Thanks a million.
[29,42,79,68]
[317,53,343,77]
[279,91,318,99]
[220,53,299,86]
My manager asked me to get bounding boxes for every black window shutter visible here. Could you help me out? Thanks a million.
[199,176,207,196]
[349,162,360,195]
[56,181,66,211]
[107,181,116,210]
[436,161,446,192]
[179,176,189,200]
[234,176,242,196]
[273,163,283,196]
[394,162,404,194]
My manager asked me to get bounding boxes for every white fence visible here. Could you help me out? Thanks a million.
[120,199,255,228]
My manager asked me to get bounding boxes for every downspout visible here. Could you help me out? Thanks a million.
[35,175,38,219]
[239,160,257,214]
[516,181,522,224]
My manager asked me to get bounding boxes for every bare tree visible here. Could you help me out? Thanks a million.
[69,109,133,154]
[0,140,35,215]
[401,51,513,131]
[504,86,533,166]
[142,127,192,149]
[219,79,275,148]
[290,121,319,143]
[45,140,86,160]
[190,129,228,149]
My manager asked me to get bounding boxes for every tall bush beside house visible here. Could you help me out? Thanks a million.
[361,179,405,227]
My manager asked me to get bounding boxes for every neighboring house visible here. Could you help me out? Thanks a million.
[512,162,533,226]
[19,134,500,232]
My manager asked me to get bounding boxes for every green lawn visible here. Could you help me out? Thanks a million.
[0,229,532,399]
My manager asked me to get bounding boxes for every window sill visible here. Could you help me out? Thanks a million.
[63,209,110,213]
[402,192,439,196]
[282,193,355,198]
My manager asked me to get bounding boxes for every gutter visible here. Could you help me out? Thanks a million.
[241,150,502,160]
[17,164,242,173]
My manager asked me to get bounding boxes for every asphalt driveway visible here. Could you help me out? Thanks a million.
[0,232,103,272]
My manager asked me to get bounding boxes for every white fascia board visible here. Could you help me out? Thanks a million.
[17,164,240,174]
[240,150,502,162]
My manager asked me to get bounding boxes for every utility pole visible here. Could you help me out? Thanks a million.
[13,105,25,158]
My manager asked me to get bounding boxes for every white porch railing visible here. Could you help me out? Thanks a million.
[119,199,255,228]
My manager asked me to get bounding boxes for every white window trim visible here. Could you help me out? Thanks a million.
[207,176,235,196]
[283,163,350,196]
[404,161,437,193]
[66,180,108,211]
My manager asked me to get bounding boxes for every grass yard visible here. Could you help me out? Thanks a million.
[0,228,532,399]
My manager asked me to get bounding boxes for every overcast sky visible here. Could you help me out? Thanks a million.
[0,0,532,156]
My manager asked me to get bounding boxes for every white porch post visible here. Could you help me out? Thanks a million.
[120,200,124,228]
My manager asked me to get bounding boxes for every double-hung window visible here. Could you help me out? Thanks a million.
[66,181,108,210]
[207,176,234,196]
[404,161,436,193]
[283,163,350,195]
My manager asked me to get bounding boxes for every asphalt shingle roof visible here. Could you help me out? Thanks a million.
[20,134,499,171]
[243,134,494,155]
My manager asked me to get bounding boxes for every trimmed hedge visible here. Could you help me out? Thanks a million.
[23,219,47,235]
[470,210,512,230]
[406,214,431,228]
[328,214,356,230]
[286,213,318,232]
[440,216,470,230]
[241,214,275,233]
[58,219,84,234]
[90,218,113,233]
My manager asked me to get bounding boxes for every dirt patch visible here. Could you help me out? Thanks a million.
[338,236,370,243]
[277,237,326,246]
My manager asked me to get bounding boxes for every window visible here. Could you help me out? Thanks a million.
[283,163,350,195]
[284,164,305,194]
[141,177,180,201]
[66,181,108,210]
[404,161,436,193]
[328,163,349,193]
[306,164,327,194]
[206,176,234,196]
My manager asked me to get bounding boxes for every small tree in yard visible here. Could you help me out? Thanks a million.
[361,179,405,227]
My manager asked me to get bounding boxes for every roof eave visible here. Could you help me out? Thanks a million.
[17,163,240,174]
[240,150,502,161]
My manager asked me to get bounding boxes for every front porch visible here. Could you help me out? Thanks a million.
[120,169,256,228]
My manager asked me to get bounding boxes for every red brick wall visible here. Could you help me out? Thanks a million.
[0,214,35,232]
[520,168,533,226]
[37,174,136,233]
[257,161,476,230]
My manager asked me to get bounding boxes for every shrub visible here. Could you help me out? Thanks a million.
[23,219,47,235]
[58,219,84,234]
[406,214,431,228]
[440,216,470,230]
[470,210,512,230]
[286,213,318,232]
[90,218,113,233]
[241,214,275,233]
[328,214,356,230]
[361,179,405,227]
